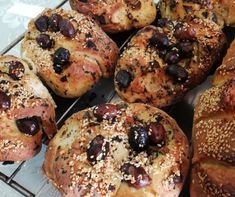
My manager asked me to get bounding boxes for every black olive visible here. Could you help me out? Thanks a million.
[177,42,193,58]
[165,49,180,64]
[95,15,106,25]
[8,61,25,80]
[53,64,63,74]
[59,18,76,38]
[156,18,173,28]
[115,70,132,88]
[149,32,169,49]
[87,135,109,164]
[53,47,70,65]
[0,91,11,110]
[128,126,149,152]
[36,34,54,49]
[148,122,166,146]
[93,103,118,122]
[86,40,97,50]
[16,116,40,136]
[35,15,49,32]
[166,64,188,83]
[174,24,196,41]
[120,163,151,189]
[49,13,62,32]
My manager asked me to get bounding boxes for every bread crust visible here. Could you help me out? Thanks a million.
[160,0,235,28]
[22,8,119,98]
[213,39,235,86]
[191,79,235,196]
[0,55,56,161]
[114,19,225,108]
[69,0,156,33]
[43,102,189,197]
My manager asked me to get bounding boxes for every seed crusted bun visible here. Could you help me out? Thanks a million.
[191,79,235,196]
[43,102,189,197]
[114,18,225,108]
[0,55,56,161]
[22,8,119,98]
[213,39,235,86]
[69,0,157,33]
[160,0,235,28]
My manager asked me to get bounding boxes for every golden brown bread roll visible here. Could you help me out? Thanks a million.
[0,55,56,161]
[22,8,119,98]
[160,0,235,28]
[191,79,235,196]
[69,0,157,33]
[114,18,226,108]
[213,39,235,86]
[43,102,189,196]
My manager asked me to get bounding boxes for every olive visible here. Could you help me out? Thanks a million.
[166,64,188,83]
[93,103,118,121]
[128,126,149,152]
[148,122,166,146]
[115,70,132,88]
[49,13,62,32]
[0,91,11,110]
[8,61,25,80]
[53,47,70,65]
[35,15,49,32]
[36,34,54,49]
[59,18,76,38]
[16,116,40,136]
[120,163,151,189]
[149,32,169,48]
[173,173,182,184]
[87,135,109,164]
[165,49,180,64]
[156,18,173,28]
[174,24,196,41]
[53,64,63,74]
[95,15,106,25]
[86,40,97,50]
[177,42,194,58]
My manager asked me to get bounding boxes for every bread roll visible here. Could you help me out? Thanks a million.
[114,18,225,108]
[160,0,235,28]
[213,39,235,86]
[191,79,235,196]
[43,102,189,197]
[22,8,119,98]
[69,0,157,33]
[0,55,56,161]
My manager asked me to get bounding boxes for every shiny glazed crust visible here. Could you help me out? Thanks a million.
[69,0,157,33]
[22,8,119,98]
[191,80,235,196]
[43,102,189,197]
[114,19,225,108]
[160,0,235,28]
[213,39,235,86]
[0,55,56,161]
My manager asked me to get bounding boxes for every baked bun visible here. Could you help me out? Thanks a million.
[22,8,119,98]
[69,0,157,33]
[114,18,225,108]
[43,102,189,197]
[160,0,235,28]
[213,39,235,86]
[191,79,235,196]
[0,55,56,161]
